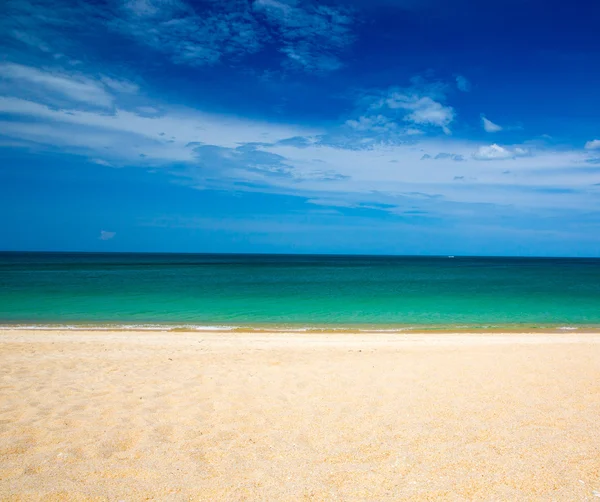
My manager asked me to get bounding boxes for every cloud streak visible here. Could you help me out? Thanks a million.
[0,64,596,229]
[0,63,117,108]
[99,230,116,240]
[481,116,503,133]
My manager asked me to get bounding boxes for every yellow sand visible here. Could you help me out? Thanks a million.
[1,330,600,501]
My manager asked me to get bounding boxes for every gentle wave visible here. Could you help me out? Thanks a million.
[0,324,239,332]
[2,323,599,333]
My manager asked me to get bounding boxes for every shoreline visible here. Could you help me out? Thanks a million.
[4,327,600,338]
[2,324,600,335]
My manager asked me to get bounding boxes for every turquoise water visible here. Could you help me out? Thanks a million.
[1,252,600,331]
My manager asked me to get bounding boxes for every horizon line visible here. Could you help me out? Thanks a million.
[1,250,599,260]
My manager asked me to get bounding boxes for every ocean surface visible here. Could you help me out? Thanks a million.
[1,252,600,331]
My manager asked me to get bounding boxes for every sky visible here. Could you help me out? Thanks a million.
[1,0,600,256]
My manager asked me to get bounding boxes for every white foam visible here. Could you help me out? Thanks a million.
[190,325,239,331]
[358,328,414,332]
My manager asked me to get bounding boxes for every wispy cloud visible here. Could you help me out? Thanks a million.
[584,139,600,150]
[2,0,355,74]
[99,230,116,240]
[253,0,354,72]
[481,115,503,133]
[0,63,318,163]
[108,0,355,72]
[456,75,471,92]
[0,62,595,224]
[345,114,396,132]
[99,76,139,94]
[113,0,265,67]
[9,29,52,53]
[354,78,456,135]
[1,0,109,59]
[426,152,465,161]
[0,63,119,108]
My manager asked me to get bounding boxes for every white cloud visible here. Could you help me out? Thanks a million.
[481,116,503,133]
[91,159,113,166]
[0,63,595,218]
[584,139,600,150]
[0,63,116,108]
[100,76,139,94]
[0,90,318,163]
[384,93,454,134]
[472,143,529,160]
[10,29,52,52]
[355,80,456,136]
[456,75,471,92]
[136,106,160,114]
[99,230,116,240]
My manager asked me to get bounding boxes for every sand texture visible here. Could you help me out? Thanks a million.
[1,330,600,501]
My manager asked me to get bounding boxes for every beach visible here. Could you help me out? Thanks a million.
[1,330,600,501]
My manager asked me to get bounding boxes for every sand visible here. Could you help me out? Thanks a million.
[1,330,600,501]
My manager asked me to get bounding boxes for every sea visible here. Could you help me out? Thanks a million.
[1,252,600,332]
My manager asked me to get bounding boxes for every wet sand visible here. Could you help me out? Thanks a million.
[1,330,600,500]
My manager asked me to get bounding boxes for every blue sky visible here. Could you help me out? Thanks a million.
[1,0,599,255]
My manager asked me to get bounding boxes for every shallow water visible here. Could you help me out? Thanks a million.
[1,252,600,331]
